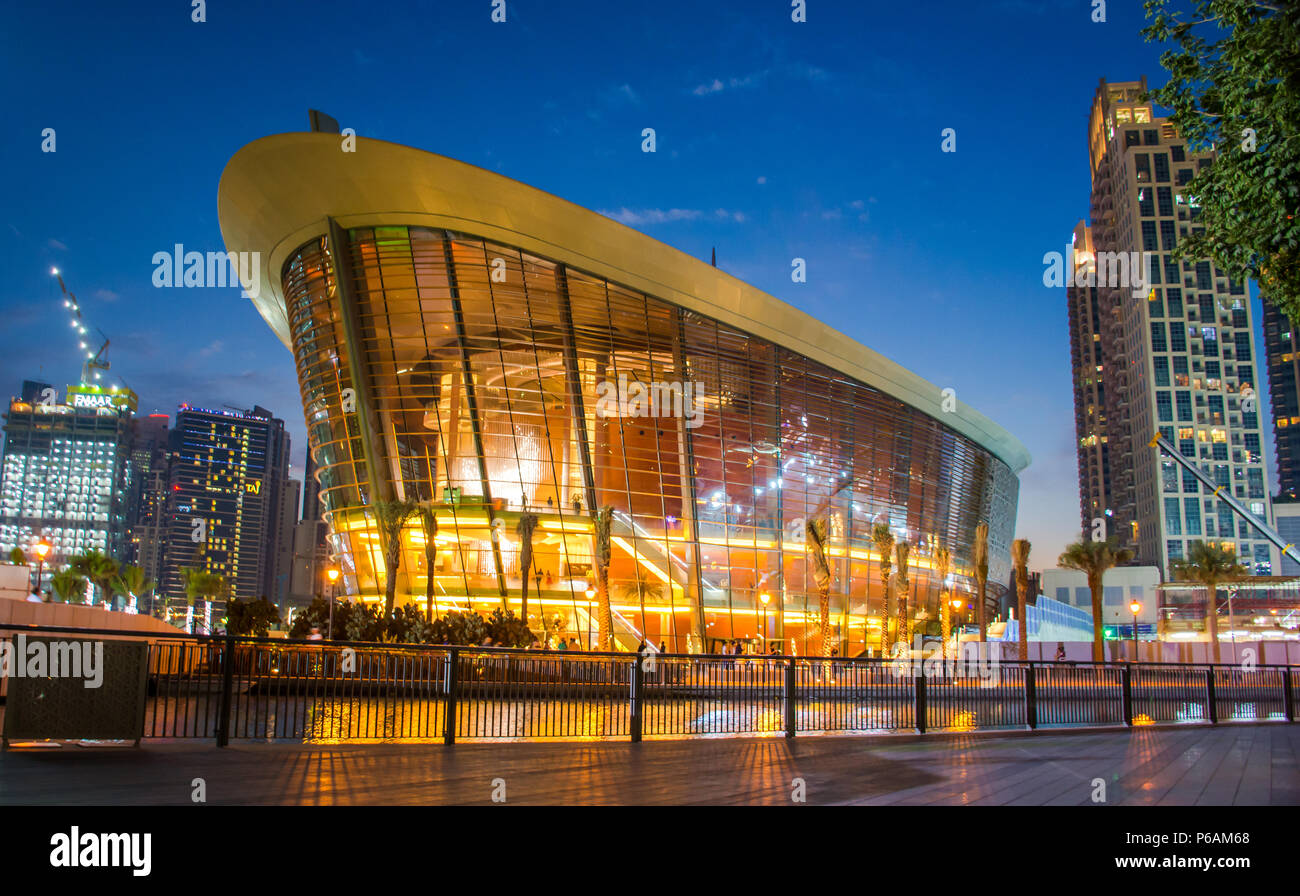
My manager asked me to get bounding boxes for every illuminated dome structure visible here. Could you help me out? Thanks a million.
[219,132,1030,654]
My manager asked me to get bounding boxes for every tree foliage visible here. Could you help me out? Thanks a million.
[285,599,534,646]
[373,500,422,616]
[1143,0,1300,319]
[1058,538,1135,662]
[50,569,88,603]
[67,549,120,606]
[1170,539,1248,662]
[227,597,282,637]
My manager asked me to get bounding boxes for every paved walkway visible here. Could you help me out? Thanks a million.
[1,725,1297,805]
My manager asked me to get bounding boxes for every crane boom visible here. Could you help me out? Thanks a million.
[54,272,112,385]
[1150,432,1300,567]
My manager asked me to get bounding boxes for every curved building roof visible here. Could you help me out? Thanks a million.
[217,132,1031,473]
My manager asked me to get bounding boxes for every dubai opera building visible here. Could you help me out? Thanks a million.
[218,131,1030,655]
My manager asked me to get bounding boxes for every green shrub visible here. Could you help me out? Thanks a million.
[227,596,282,637]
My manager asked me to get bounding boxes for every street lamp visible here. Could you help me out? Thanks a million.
[759,591,771,650]
[1227,584,1240,659]
[1129,599,1142,662]
[33,540,51,598]
[326,566,340,640]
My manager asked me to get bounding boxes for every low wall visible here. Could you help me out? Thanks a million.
[1012,639,1300,665]
[0,600,186,637]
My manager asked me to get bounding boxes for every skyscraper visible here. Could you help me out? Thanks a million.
[125,412,171,586]
[1068,78,1274,574]
[1066,222,1115,540]
[0,380,136,569]
[159,405,292,622]
[1262,300,1300,500]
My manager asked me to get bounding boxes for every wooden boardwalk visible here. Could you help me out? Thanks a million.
[1,724,1296,805]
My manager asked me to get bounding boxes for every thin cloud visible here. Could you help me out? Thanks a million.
[599,208,703,225]
[690,64,828,97]
[600,208,746,226]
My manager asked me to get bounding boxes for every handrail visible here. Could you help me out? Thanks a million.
[1,622,1296,668]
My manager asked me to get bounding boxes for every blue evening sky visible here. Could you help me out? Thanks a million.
[0,0,1262,572]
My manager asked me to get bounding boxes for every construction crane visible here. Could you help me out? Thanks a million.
[1149,432,1300,567]
[52,268,112,386]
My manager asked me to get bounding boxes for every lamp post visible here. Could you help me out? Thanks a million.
[951,597,964,659]
[584,586,596,650]
[760,591,770,649]
[1129,599,1142,662]
[1227,584,1239,659]
[33,539,51,598]
[326,566,340,640]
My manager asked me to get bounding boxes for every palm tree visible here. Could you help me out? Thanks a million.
[973,522,989,642]
[515,511,540,623]
[416,503,440,621]
[68,549,120,607]
[50,569,88,603]
[1058,538,1135,662]
[113,565,155,613]
[592,505,614,651]
[806,517,833,656]
[873,522,894,655]
[617,580,664,642]
[894,541,911,655]
[373,500,421,616]
[935,547,952,661]
[1171,540,1247,664]
[1012,539,1032,662]
[182,567,227,633]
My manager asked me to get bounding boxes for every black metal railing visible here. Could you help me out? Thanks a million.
[1,624,1296,745]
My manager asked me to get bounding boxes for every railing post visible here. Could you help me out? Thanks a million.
[630,656,643,743]
[914,665,927,734]
[1121,665,1133,728]
[1206,667,1218,725]
[1024,663,1038,730]
[216,634,235,748]
[784,659,797,738]
[443,648,459,745]
[1283,667,1295,723]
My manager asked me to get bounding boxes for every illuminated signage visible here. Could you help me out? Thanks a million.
[66,385,138,412]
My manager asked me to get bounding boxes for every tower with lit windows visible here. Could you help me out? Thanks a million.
[1069,78,1274,574]
[0,380,136,571]
[158,405,292,623]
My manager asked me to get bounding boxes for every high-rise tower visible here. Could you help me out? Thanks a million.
[159,405,291,626]
[1068,78,1274,574]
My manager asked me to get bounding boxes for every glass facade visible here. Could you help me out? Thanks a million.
[280,225,1019,655]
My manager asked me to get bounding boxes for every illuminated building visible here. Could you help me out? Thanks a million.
[124,413,171,585]
[218,131,1030,653]
[1069,78,1274,574]
[1263,300,1300,500]
[0,380,135,569]
[159,405,292,621]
